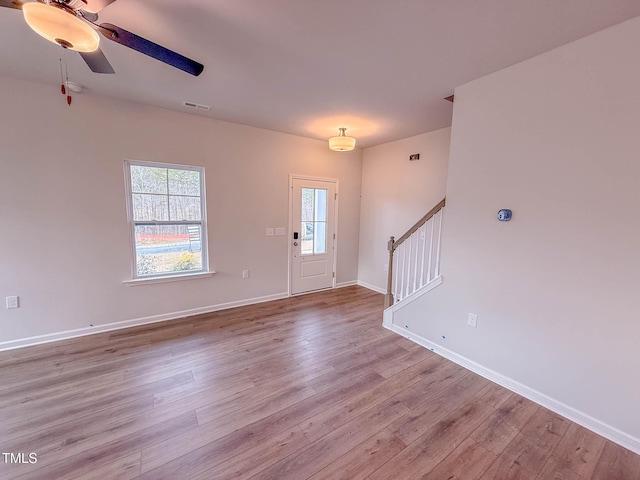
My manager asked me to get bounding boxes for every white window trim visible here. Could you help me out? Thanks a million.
[123,271,215,287]
[123,159,210,282]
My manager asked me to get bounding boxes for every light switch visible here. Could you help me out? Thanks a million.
[6,296,19,309]
[266,228,274,236]
[275,228,286,236]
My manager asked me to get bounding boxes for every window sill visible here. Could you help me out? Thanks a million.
[123,271,215,287]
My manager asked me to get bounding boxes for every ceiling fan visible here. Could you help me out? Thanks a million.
[0,0,204,76]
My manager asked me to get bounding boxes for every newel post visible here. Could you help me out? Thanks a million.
[384,236,395,308]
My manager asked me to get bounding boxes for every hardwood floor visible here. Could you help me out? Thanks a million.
[0,286,638,479]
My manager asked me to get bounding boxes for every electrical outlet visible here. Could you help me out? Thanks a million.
[467,313,478,328]
[242,269,249,279]
[6,296,19,309]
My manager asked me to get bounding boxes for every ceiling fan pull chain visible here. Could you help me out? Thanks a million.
[59,58,66,95]
[63,49,72,106]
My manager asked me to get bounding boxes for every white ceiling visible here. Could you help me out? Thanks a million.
[1,1,639,148]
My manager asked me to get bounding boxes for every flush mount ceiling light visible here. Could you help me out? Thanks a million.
[22,2,100,52]
[329,128,356,152]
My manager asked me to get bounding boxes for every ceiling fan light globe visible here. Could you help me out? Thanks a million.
[22,2,100,53]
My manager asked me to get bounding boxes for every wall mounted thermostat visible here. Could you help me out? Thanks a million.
[497,209,512,222]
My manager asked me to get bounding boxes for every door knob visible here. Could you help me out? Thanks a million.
[293,242,298,246]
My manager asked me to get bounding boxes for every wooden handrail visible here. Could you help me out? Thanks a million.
[392,198,446,251]
[384,197,446,309]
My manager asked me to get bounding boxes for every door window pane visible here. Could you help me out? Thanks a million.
[301,188,314,221]
[314,222,326,254]
[315,189,327,221]
[299,186,328,256]
[301,222,314,255]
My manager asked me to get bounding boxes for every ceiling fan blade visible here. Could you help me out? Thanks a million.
[0,0,23,9]
[79,48,115,74]
[80,0,118,14]
[99,23,204,76]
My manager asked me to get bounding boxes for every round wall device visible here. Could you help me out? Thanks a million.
[497,209,512,221]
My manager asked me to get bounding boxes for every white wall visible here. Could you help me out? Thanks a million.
[357,128,450,291]
[0,76,362,346]
[395,17,640,451]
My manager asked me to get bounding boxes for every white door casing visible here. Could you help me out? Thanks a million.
[290,176,337,295]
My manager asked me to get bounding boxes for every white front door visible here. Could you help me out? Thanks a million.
[290,177,337,295]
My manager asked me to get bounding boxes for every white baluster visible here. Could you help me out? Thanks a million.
[434,210,443,278]
[393,244,400,301]
[411,227,422,293]
[419,223,427,288]
[405,235,412,298]
[427,217,434,283]
[399,243,406,301]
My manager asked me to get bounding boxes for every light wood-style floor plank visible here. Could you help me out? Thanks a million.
[550,423,607,478]
[306,428,406,480]
[0,286,638,479]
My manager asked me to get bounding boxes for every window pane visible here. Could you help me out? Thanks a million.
[301,188,314,222]
[130,166,167,194]
[186,225,202,252]
[132,193,169,221]
[301,222,314,255]
[314,222,326,254]
[315,189,327,221]
[134,225,202,276]
[169,196,202,221]
[168,169,200,196]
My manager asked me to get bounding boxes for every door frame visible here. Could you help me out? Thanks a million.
[288,174,339,296]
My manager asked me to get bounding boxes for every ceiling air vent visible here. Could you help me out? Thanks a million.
[182,100,211,111]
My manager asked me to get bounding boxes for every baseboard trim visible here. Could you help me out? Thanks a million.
[356,280,386,295]
[0,292,290,352]
[335,281,358,289]
[384,322,640,455]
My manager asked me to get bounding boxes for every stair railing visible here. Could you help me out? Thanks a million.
[385,198,446,308]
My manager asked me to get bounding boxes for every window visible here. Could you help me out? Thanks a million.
[300,187,327,255]
[124,160,208,279]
